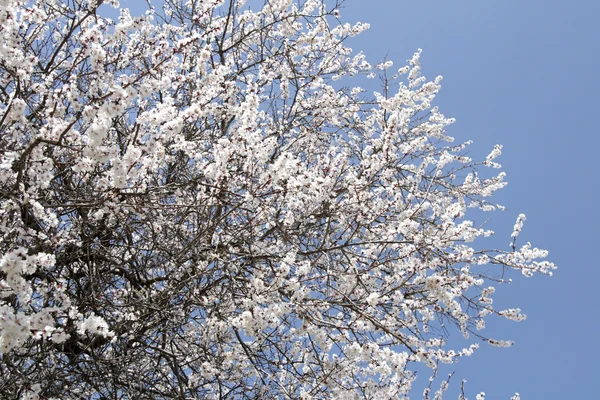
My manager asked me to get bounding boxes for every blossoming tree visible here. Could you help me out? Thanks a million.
[0,0,555,398]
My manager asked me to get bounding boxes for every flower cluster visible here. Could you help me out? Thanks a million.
[0,0,554,398]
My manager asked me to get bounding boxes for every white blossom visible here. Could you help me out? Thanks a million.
[0,0,555,398]
[512,213,527,238]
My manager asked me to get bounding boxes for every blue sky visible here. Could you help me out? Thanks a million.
[339,0,599,398]
[114,0,597,397]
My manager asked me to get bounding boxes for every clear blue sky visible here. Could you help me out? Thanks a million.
[339,0,599,398]
[115,0,597,397]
